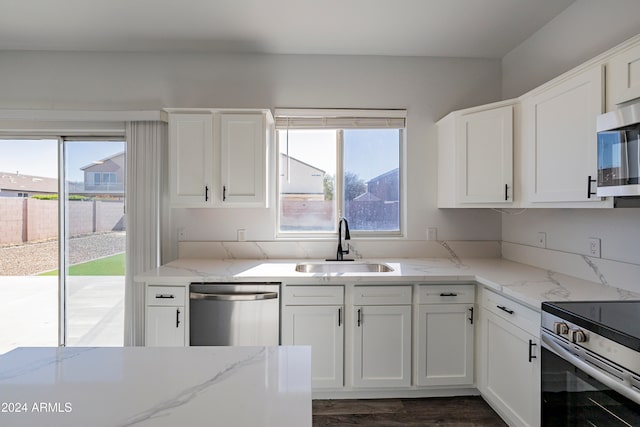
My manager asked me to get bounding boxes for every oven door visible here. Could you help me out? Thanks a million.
[542,332,640,426]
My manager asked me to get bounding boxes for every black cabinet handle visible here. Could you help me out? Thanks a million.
[497,305,514,315]
[205,186,209,201]
[338,307,342,327]
[529,339,537,362]
[468,306,474,325]
[155,294,175,299]
[440,292,458,297]
[587,176,596,199]
[223,185,227,201]
[505,184,509,201]
[176,309,181,328]
[357,308,362,327]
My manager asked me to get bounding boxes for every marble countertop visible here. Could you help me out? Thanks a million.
[136,257,640,310]
[0,346,311,427]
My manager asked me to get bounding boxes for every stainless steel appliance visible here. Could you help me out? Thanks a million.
[189,282,280,346]
[596,101,640,197]
[541,301,640,425]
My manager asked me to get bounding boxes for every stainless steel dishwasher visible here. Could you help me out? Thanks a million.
[189,282,280,346]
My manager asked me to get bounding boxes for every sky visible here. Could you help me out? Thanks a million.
[0,139,125,182]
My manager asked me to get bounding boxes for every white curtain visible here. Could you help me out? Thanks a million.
[124,121,167,346]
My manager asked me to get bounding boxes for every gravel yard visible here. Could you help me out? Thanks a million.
[0,232,126,275]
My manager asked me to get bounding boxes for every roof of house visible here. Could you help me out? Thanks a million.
[279,152,326,174]
[353,192,382,202]
[367,168,399,184]
[80,151,125,171]
[0,172,58,194]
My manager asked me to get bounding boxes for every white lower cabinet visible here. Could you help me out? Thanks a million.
[145,285,186,347]
[416,284,475,387]
[281,286,344,388]
[352,305,412,388]
[352,286,412,388]
[416,304,474,386]
[479,289,540,427]
[282,305,344,388]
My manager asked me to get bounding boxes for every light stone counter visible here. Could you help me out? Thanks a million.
[135,257,640,310]
[0,346,311,427]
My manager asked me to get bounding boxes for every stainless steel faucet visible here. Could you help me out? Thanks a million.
[336,217,351,261]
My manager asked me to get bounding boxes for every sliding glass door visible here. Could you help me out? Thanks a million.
[0,137,126,353]
[62,139,126,346]
[0,139,59,353]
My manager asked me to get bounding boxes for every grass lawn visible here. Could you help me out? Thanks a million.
[40,253,125,276]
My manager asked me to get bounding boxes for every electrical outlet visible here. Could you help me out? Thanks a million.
[536,232,547,248]
[588,237,601,258]
[426,227,438,241]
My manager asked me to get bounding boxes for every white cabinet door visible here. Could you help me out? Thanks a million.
[479,309,540,427]
[282,305,344,388]
[520,66,608,206]
[607,43,640,108]
[437,100,515,207]
[353,305,411,388]
[220,113,266,206]
[168,113,214,207]
[146,306,185,347]
[416,304,474,386]
[457,105,513,204]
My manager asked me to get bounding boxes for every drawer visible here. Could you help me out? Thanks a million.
[283,285,344,305]
[417,284,475,304]
[481,288,539,335]
[146,285,186,306]
[353,285,412,305]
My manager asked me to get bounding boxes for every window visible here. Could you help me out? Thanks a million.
[89,172,117,185]
[276,109,405,236]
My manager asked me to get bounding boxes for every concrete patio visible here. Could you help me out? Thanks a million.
[0,276,124,355]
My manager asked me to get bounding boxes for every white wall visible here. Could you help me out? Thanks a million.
[0,51,503,255]
[501,0,640,269]
[502,0,640,99]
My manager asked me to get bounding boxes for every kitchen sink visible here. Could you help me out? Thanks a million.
[294,262,394,273]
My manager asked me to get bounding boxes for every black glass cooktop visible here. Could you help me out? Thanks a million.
[542,300,640,352]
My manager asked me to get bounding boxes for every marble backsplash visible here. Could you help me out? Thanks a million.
[177,239,501,261]
[502,241,640,295]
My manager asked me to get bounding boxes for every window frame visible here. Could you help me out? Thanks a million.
[275,109,406,239]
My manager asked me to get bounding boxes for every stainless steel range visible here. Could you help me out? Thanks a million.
[541,301,640,425]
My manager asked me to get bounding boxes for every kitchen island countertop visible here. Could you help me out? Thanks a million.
[0,346,311,427]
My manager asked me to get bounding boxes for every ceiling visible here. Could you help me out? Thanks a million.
[0,0,575,58]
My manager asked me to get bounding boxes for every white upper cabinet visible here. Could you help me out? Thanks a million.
[519,65,611,207]
[167,109,272,208]
[168,113,214,207]
[606,41,640,109]
[219,113,268,207]
[437,100,515,208]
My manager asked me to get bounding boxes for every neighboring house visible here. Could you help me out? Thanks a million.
[279,153,325,198]
[0,172,57,197]
[80,151,125,196]
[364,168,399,202]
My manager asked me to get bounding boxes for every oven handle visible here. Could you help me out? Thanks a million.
[190,292,278,301]
[542,333,640,405]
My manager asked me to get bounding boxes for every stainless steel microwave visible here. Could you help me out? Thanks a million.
[596,101,640,197]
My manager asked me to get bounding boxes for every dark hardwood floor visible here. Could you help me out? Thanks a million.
[313,396,507,426]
